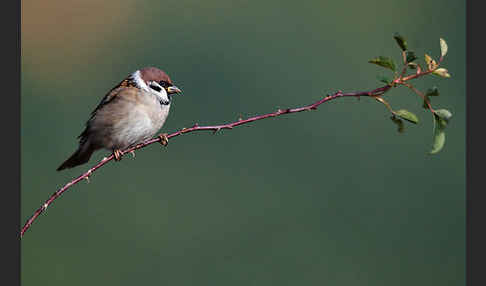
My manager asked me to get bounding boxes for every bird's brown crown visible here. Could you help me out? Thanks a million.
[139,67,173,85]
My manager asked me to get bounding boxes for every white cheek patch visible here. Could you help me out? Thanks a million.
[131,70,150,92]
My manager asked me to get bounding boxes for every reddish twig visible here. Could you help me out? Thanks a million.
[21,87,393,238]
[21,34,452,238]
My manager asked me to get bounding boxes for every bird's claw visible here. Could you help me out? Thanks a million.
[159,133,169,146]
[113,149,124,161]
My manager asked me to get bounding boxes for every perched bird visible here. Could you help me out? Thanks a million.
[57,67,182,171]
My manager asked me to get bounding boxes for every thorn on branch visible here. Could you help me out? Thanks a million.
[43,203,48,210]
[192,123,199,128]
[130,151,136,158]
[213,128,221,134]
[85,170,92,183]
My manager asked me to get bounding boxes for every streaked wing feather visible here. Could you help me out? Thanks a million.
[89,78,137,117]
[78,78,138,141]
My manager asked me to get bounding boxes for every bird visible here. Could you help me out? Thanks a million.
[57,66,182,171]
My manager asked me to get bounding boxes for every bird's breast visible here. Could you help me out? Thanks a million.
[109,94,170,149]
[142,95,170,130]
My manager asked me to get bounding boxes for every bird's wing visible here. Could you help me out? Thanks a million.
[88,78,138,118]
[78,81,140,142]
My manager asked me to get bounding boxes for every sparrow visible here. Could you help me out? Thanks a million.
[57,66,182,171]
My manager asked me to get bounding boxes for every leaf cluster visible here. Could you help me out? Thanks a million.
[368,33,453,154]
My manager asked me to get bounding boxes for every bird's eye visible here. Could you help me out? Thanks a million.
[149,82,162,92]
[159,81,170,88]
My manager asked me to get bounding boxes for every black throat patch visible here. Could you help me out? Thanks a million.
[159,98,170,106]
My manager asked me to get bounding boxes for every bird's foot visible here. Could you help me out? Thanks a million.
[113,149,124,161]
[159,133,169,147]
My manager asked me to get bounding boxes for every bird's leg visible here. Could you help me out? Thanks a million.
[158,133,169,147]
[113,149,124,161]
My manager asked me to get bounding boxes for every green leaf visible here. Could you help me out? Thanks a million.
[432,68,451,78]
[390,116,405,133]
[440,38,448,57]
[429,127,446,154]
[435,109,452,120]
[368,56,396,71]
[408,62,418,69]
[426,86,440,97]
[434,109,453,127]
[393,33,408,51]
[377,75,392,85]
[394,109,419,124]
[429,109,452,154]
[425,53,437,70]
[405,51,417,63]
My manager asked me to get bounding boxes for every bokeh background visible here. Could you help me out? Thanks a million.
[21,0,465,285]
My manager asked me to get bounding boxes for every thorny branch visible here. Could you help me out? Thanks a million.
[20,51,447,238]
[20,88,385,238]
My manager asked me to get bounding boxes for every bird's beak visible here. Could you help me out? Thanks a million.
[167,86,182,95]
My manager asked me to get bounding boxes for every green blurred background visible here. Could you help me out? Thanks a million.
[21,0,465,285]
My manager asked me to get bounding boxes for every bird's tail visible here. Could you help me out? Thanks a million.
[56,143,95,171]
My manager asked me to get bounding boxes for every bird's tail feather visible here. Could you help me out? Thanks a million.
[56,144,94,171]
